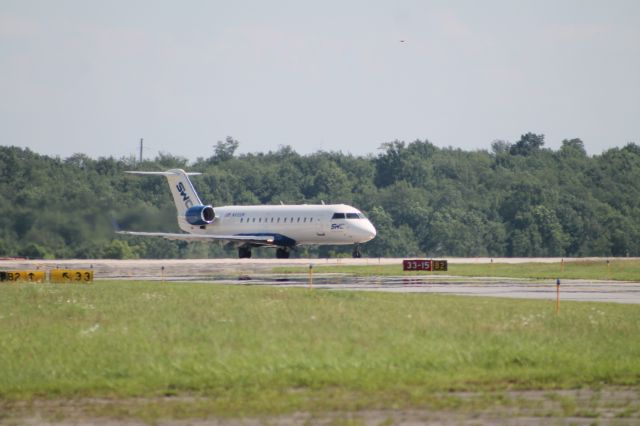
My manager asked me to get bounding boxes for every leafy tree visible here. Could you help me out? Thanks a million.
[1,134,640,259]
[18,243,52,259]
[102,240,139,259]
[365,206,422,257]
[509,132,545,156]
[210,136,240,163]
[560,138,587,156]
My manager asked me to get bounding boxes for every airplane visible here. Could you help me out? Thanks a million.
[117,169,377,258]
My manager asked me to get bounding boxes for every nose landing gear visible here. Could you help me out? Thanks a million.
[352,245,362,258]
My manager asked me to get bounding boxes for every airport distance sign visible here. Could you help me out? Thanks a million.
[402,259,448,272]
[50,269,94,283]
[0,270,46,282]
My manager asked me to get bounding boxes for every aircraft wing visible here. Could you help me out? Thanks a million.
[116,231,275,246]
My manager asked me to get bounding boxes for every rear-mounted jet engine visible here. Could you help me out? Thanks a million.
[185,205,215,226]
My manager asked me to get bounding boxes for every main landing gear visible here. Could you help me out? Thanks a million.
[238,246,252,258]
[276,247,290,259]
[238,246,291,259]
[352,245,362,258]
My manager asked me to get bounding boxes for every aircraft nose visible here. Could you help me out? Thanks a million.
[360,220,377,242]
[368,221,377,239]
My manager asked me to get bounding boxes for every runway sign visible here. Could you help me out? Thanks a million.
[402,259,448,272]
[50,269,94,283]
[432,260,448,271]
[0,270,46,282]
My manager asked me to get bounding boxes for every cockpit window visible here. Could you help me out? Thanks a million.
[346,213,360,219]
[331,213,345,219]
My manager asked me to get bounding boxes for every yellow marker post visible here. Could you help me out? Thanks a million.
[560,258,564,273]
[308,264,313,289]
[50,269,94,284]
[555,278,560,314]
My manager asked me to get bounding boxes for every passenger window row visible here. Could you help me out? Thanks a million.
[239,217,314,223]
[236,213,364,223]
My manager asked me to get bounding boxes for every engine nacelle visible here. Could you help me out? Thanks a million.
[185,205,215,226]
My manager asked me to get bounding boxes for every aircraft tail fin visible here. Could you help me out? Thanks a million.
[125,169,204,218]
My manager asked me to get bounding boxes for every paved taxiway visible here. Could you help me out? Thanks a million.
[2,258,640,304]
[232,275,640,304]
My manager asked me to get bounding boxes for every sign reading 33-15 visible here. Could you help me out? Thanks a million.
[402,259,448,272]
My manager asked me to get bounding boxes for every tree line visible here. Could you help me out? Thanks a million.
[1,133,639,259]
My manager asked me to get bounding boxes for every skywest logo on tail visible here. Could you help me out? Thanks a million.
[118,169,376,259]
[176,182,194,209]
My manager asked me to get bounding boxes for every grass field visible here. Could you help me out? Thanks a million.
[1,280,640,421]
[275,259,640,281]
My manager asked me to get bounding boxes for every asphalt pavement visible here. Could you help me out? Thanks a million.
[2,258,640,304]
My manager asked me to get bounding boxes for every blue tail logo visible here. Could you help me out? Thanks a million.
[176,182,194,208]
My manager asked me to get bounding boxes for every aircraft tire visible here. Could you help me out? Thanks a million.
[276,247,290,259]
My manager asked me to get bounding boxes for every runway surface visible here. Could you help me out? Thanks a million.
[2,258,640,304]
[230,275,640,304]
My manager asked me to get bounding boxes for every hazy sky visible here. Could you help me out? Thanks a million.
[2,0,639,160]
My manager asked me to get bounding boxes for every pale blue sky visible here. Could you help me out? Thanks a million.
[1,0,639,160]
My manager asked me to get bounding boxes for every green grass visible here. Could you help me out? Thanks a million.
[1,281,639,419]
[275,259,640,281]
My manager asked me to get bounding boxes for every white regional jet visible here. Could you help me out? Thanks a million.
[118,169,377,258]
